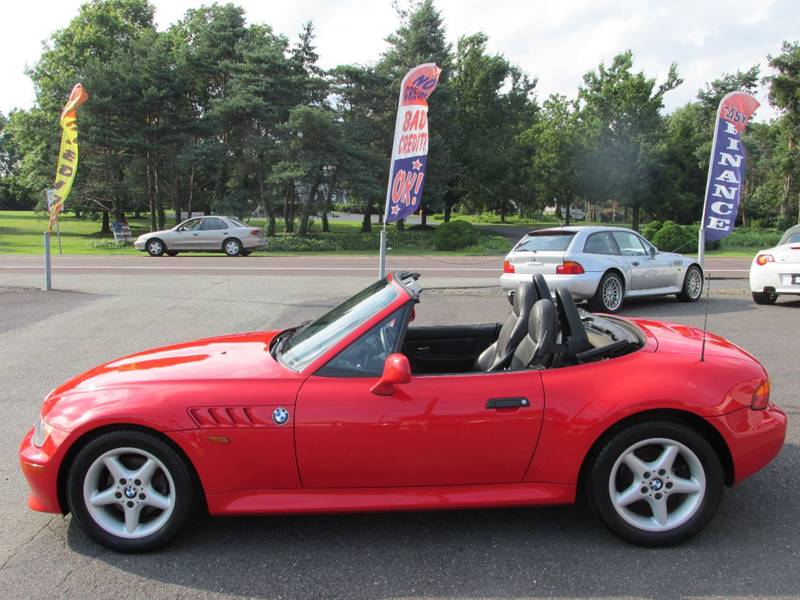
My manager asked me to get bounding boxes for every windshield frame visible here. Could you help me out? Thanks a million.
[275,274,413,374]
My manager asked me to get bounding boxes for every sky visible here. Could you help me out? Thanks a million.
[1,0,797,121]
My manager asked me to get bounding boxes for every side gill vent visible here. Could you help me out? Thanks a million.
[189,406,274,428]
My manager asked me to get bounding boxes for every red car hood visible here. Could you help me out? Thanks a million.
[632,318,762,365]
[47,330,288,400]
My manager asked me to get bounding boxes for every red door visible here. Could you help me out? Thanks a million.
[295,370,545,488]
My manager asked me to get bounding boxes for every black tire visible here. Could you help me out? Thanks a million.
[677,265,704,302]
[165,250,179,257]
[588,271,625,313]
[752,290,778,305]
[223,238,242,257]
[587,420,723,547]
[240,250,252,257]
[146,238,166,257]
[66,430,196,553]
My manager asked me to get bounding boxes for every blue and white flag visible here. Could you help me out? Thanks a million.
[384,63,441,223]
[701,91,760,242]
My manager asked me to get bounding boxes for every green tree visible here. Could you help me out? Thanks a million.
[451,32,537,221]
[579,51,681,230]
[523,94,581,224]
[766,41,800,223]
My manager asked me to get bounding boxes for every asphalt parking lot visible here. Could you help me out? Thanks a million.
[0,269,798,600]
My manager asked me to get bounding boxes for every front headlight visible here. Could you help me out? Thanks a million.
[31,418,53,448]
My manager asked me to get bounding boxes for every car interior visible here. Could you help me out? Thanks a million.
[401,274,644,375]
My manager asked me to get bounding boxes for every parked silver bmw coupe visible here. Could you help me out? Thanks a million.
[134,216,265,257]
[501,226,704,312]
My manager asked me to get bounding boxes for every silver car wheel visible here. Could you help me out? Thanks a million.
[609,437,705,533]
[82,447,176,539]
[687,269,703,299]
[602,276,623,311]
[147,240,163,255]
[224,240,241,256]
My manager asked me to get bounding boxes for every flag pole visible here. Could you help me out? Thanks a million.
[378,224,387,279]
[43,231,52,291]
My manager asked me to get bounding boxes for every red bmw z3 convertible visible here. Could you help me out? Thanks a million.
[20,272,786,552]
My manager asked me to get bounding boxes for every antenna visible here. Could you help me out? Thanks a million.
[700,274,711,362]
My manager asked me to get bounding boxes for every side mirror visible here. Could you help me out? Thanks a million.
[370,353,411,396]
[177,227,186,232]
[649,246,657,257]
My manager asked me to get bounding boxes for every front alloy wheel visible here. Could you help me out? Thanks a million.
[677,266,703,302]
[146,239,165,257]
[67,430,195,552]
[588,421,723,547]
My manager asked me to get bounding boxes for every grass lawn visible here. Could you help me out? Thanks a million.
[0,211,512,256]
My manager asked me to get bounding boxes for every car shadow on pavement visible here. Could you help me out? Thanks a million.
[68,443,800,600]
[619,293,754,317]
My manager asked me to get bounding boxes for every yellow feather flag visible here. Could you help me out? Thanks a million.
[49,83,89,232]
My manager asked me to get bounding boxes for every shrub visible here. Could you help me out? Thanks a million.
[433,220,479,250]
[722,228,782,249]
[652,222,696,252]
[640,220,662,242]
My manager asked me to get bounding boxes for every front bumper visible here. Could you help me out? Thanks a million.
[710,404,787,485]
[133,239,146,251]
[750,263,800,295]
[500,272,604,299]
[19,425,71,514]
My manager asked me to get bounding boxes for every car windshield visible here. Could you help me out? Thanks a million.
[514,231,575,252]
[277,279,401,372]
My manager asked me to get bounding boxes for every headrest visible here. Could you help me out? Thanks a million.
[532,274,552,300]
[512,282,537,317]
[556,287,575,314]
[556,287,592,355]
[529,298,557,343]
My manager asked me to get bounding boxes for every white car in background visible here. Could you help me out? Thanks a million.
[134,216,265,257]
[501,226,704,313]
[749,224,800,304]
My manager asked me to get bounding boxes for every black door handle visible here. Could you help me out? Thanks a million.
[486,397,529,409]
[631,261,640,266]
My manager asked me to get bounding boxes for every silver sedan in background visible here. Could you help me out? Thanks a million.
[134,216,265,257]
[501,226,704,312]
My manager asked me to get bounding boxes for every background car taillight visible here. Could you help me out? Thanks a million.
[250,229,262,236]
[751,379,770,410]
[755,254,774,266]
[556,261,585,275]
[503,259,515,273]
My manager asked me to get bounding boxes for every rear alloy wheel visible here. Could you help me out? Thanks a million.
[223,238,242,257]
[146,239,165,257]
[588,421,723,547]
[589,271,624,313]
[752,290,778,305]
[67,430,195,553]
[677,266,703,302]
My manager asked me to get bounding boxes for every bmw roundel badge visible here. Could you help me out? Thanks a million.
[272,407,289,425]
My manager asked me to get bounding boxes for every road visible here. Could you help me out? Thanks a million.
[0,273,797,599]
[0,254,751,279]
